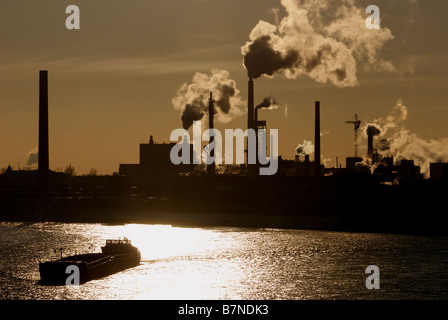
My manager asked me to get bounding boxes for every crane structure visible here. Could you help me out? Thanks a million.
[346,114,362,157]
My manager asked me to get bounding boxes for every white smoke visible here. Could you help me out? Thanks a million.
[172,69,246,129]
[296,140,314,155]
[27,148,38,166]
[241,0,395,87]
[256,96,279,110]
[364,99,448,177]
[363,99,408,138]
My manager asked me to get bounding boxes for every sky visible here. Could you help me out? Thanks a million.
[1,0,447,175]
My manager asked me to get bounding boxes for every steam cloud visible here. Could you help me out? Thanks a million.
[256,96,279,110]
[172,69,245,129]
[256,96,290,118]
[296,140,314,155]
[363,99,448,177]
[27,149,38,166]
[377,139,391,152]
[241,0,395,87]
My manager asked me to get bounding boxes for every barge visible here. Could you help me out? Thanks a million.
[39,238,141,284]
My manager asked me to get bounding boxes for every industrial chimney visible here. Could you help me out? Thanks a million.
[314,101,321,177]
[207,91,215,175]
[247,78,254,132]
[247,78,257,175]
[38,70,49,194]
[305,154,310,177]
[367,132,374,157]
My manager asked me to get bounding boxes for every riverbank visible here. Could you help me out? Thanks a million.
[1,202,445,236]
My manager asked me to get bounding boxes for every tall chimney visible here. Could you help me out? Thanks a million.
[38,70,49,194]
[247,78,254,131]
[207,91,215,175]
[368,133,374,157]
[247,78,256,174]
[314,101,321,177]
[254,105,259,165]
[305,154,310,177]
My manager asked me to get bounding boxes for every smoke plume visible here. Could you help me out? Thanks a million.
[296,140,314,155]
[364,99,448,177]
[172,69,245,129]
[27,149,38,166]
[180,99,206,130]
[366,124,381,137]
[256,96,279,110]
[241,0,395,87]
[377,138,391,152]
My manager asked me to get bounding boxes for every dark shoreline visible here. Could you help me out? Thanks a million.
[2,174,447,237]
[1,200,446,237]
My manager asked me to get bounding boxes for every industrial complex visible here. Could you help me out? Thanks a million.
[1,71,447,235]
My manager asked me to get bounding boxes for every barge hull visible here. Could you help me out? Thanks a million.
[39,253,140,285]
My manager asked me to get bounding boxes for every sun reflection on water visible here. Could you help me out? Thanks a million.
[84,224,244,300]
[104,224,219,260]
[3,222,444,299]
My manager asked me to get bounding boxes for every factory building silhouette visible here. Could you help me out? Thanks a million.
[117,76,425,183]
[1,71,448,235]
[119,136,195,185]
[1,71,444,184]
[118,79,326,183]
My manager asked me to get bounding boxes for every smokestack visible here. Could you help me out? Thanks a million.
[366,124,380,158]
[38,70,49,194]
[368,133,374,156]
[248,78,254,131]
[247,78,256,174]
[314,101,321,177]
[254,106,258,129]
[207,91,215,175]
[305,154,310,177]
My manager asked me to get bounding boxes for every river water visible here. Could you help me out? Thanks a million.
[0,221,447,300]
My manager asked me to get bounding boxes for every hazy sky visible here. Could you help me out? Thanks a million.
[1,0,447,175]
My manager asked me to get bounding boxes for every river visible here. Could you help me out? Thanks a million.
[1,221,447,300]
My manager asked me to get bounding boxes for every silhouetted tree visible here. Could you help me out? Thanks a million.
[64,164,76,177]
[88,168,98,176]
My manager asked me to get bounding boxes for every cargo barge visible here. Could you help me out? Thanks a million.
[39,238,141,284]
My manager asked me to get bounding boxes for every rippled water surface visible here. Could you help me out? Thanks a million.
[0,222,447,300]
